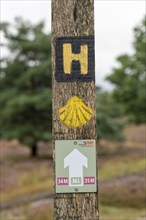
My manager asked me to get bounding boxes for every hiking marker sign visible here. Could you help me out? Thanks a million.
[55,36,95,82]
[55,140,97,193]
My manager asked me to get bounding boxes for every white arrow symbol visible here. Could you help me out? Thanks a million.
[64,149,88,186]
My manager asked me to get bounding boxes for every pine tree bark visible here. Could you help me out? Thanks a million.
[52,0,99,219]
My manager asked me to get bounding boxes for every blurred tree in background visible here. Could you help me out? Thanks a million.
[96,87,124,142]
[0,18,124,157]
[0,18,52,156]
[106,17,146,123]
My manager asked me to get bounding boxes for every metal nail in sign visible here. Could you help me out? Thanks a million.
[55,36,95,82]
[58,96,93,128]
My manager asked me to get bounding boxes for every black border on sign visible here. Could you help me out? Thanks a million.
[55,36,95,82]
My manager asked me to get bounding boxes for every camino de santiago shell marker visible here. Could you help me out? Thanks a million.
[58,96,93,128]
[52,0,98,219]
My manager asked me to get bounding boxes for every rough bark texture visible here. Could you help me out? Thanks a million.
[52,0,99,219]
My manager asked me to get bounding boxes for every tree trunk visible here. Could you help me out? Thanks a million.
[30,144,38,157]
[52,0,99,219]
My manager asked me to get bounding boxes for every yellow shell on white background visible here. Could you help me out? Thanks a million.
[58,96,93,128]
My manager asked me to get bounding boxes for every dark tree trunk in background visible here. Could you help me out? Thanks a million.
[30,144,38,157]
[52,0,99,219]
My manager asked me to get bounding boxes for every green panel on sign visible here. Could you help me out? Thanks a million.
[55,140,97,193]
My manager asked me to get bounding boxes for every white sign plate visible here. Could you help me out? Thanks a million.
[55,140,97,193]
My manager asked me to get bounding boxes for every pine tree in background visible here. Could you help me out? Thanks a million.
[0,17,124,157]
[106,17,146,123]
[0,18,52,156]
[96,87,124,142]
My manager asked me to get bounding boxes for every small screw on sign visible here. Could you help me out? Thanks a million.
[75,188,78,192]
[74,141,77,145]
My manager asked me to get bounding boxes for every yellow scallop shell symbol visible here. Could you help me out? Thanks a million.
[58,96,93,128]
